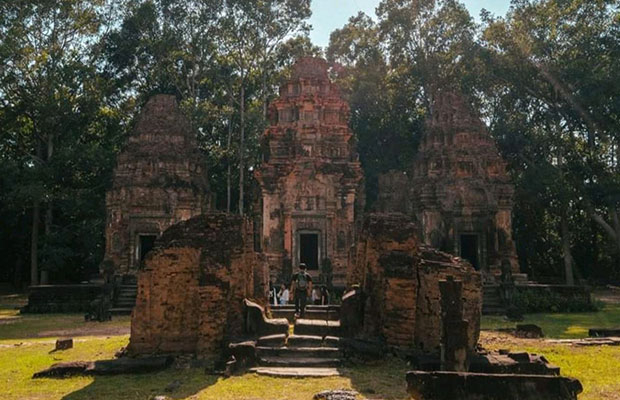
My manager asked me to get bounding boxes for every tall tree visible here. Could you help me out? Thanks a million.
[217,0,311,215]
[482,0,620,282]
[0,0,106,284]
[327,12,422,205]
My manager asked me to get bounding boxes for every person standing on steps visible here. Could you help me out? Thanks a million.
[292,263,312,318]
[278,283,289,305]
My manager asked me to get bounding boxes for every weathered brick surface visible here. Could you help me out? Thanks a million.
[348,213,481,351]
[104,94,210,275]
[255,57,364,285]
[406,371,582,400]
[128,213,265,355]
[377,90,518,275]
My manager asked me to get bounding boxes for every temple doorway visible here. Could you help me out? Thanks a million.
[459,234,479,270]
[299,233,319,270]
[138,234,157,262]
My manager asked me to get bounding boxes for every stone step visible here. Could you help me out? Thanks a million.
[257,334,287,347]
[482,307,506,315]
[271,309,340,322]
[256,346,342,358]
[271,305,341,312]
[294,319,341,337]
[258,356,341,368]
[110,307,133,315]
[287,334,341,348]
[250,367,340,377]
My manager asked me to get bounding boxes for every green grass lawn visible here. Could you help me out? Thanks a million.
[481,304,620,339]
[480,333,620,400]
[2,290,620,399]
[0,331,410,400]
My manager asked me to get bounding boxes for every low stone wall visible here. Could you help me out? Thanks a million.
[406,371,582,400]
[128,213,266,356]
[346,213,482,352]
[22,284,104,313]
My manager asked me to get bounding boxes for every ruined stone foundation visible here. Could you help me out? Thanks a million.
[346,213,482,351]
[128,213,264,355]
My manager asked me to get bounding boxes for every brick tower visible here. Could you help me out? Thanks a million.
[410,90,518,275]
[104,94,210,275]
[255,57,363,285]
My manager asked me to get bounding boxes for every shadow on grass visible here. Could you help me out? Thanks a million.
[339,358,410,400]
[61,369,219,400]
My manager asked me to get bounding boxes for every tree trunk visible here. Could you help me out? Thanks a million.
[591,208,620,271]
[45,132,53,236]
[238,84,245,216]
[226,100,233,213]
[262,70,268,121]
[30,139,44,286]
[560,214,575,286]
[31,203,40,286]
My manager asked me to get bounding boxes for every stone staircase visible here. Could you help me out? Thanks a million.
[482,285,506,315]
[110,283,138,315]
[250,304,344,377]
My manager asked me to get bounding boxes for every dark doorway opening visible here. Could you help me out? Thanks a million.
[139,235,157,262]
[460,234,479,270]
[299,233,319,270]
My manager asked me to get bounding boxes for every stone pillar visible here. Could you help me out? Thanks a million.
[439,276,469,372]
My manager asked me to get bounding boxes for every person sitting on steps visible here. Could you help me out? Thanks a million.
[292,263,312,318]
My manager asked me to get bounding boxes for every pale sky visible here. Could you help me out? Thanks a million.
[309,0,512,48]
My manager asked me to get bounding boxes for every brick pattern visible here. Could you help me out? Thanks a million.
[104,94,210,275]
[128,213,266,356]
[255,57,363,285]
[377,90,518,274]
[348,213,482,351]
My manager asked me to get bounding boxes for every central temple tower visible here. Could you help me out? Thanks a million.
[255,58,363,285]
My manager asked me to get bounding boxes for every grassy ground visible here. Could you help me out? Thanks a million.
[481,303,620,338]
[0,331,410,400]
[1,289,620,399]
[480,331,620,400]
[0,292,409,400]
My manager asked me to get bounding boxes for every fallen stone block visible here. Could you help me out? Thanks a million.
[589,328,620,337]
[228,341,257,369]
[54,338,73,351]
[313,389,359,400]
[515,324,544,338]
[33,361,92,378]
[469,351,560,376]
[87,356,173,375]
[406,371,582,400]
[33,356,172,378]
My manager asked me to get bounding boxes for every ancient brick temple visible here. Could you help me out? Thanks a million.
[129,213,264,354]
[345,213,481,351]
[378,90,518,275]
[255,57,363,284]
[104,94,210,275]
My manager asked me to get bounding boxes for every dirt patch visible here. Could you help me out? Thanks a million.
[38,324,129,338]
[480,330,555,350]
[593,286,620,305]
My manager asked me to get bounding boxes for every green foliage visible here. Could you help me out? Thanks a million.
[1,0,620,285]
[511,288,601,314]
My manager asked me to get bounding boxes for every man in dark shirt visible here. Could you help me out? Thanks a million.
[292,263,312,318]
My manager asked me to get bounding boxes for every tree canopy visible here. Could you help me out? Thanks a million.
[1,0,620,285]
